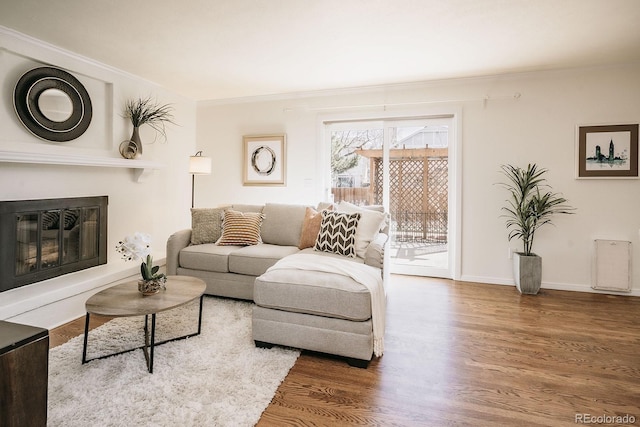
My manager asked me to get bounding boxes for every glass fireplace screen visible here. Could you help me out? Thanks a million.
[0,196,107,292]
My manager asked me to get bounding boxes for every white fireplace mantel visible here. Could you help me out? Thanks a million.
[0,149,164,182]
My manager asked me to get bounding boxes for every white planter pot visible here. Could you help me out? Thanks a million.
[513,253,542,295]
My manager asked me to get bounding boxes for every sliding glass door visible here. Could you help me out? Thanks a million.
[327,116,455,278]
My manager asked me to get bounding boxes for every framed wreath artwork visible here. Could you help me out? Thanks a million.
[243,134,286,185]
[576,124,639,179]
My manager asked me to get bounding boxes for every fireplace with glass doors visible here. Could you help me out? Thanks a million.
[0,196,108,293]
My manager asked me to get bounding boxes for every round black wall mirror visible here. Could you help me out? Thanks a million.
[13,66,93,142]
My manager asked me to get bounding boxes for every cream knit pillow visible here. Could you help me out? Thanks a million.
[190,207,228,245]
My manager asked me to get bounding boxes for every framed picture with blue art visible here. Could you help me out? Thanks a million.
[243,134,286,185]
[576,124,639,179]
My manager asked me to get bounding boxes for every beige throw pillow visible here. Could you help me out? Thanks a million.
[190,207,228,245]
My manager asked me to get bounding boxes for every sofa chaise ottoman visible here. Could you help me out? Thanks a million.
[252,249,385,367]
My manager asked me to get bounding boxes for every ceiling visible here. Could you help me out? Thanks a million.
[1,0,639,101]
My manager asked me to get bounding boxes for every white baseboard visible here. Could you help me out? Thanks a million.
[459,275,640,297]
[1,258,166,329]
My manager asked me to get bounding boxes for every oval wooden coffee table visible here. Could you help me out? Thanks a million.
[81,275,206,373]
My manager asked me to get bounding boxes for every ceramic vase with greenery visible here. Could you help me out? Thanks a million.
[499,163,574,294]
[120,97,175,159]
[116,232,167,295]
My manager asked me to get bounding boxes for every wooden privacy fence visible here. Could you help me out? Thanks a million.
[331,187,372,206]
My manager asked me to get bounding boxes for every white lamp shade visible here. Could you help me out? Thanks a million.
[189,155,212,174]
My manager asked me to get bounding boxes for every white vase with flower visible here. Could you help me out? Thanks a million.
[116,232,167,295]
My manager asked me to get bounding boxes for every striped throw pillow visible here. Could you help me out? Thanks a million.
[217,210,265,246]
[314,210,361,257]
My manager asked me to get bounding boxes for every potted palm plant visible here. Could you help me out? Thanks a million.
[499,163,574,294]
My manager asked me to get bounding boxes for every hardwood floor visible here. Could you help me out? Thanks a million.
[51,275,640,426]
[49,313,111,348]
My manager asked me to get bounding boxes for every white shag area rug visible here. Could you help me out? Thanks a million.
[48,297,300,427]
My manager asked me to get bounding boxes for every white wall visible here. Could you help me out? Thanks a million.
[0,28,197,327]
[197,62,640,295]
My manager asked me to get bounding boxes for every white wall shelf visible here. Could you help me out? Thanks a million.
[0,150,164,182]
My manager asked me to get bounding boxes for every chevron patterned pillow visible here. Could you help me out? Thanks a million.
[314,210,361,257]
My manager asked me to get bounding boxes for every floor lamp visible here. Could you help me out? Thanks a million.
[189,151,212,208]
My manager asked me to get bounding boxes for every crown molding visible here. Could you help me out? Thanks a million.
[0,25,164,91]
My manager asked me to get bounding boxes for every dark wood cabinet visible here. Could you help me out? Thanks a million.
[0,321,49,427]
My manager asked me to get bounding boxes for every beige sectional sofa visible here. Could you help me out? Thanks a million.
[166,202,388,367]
